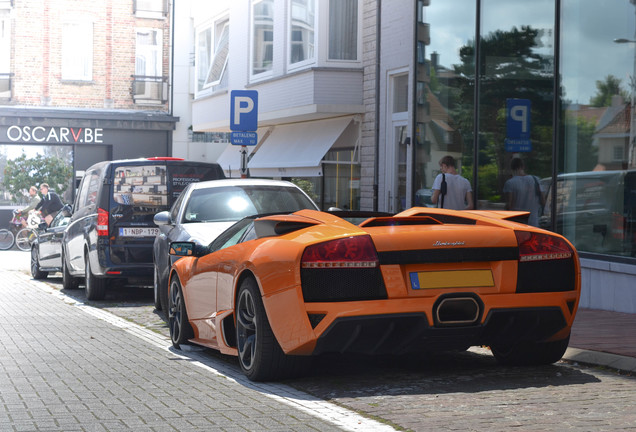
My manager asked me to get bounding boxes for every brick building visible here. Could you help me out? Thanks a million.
[0,0,177,212]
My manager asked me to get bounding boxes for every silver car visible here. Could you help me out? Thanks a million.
[152,179,319,314]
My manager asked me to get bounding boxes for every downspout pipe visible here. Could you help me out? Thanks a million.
[374,0,382,211]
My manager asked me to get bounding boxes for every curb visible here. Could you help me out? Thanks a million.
[563,347,636,374]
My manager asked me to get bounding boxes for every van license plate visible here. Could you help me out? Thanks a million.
[119,227,159,237]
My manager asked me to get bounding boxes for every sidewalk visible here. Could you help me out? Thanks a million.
[565,308,636,373]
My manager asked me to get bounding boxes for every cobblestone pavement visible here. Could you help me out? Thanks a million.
[0,270,392,432]
[2,251,636,431]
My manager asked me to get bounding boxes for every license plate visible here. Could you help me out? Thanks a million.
[119,227,159,237]
[410,270,494,290]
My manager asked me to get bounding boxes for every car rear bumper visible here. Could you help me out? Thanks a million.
[311,307,568,356]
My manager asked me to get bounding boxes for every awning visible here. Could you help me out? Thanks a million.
[248,117,353,178]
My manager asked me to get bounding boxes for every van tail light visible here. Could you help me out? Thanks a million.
[301,235,379,269]
[97,208,109,236]
[611,213,625,240]
[515,231,573,262]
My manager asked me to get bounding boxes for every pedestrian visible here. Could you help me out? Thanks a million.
[431,155,473,210]
[503,157,546,227]
[35,183,64,225]
[17,186,42,228]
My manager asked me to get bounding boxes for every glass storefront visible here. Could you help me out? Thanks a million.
[0,145,74,207]
[557,0,636,257]
[417,0,636,260]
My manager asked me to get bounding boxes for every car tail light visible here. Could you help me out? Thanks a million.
[301,235,379,269]
[97,208,109,236]
[515,231,573,262]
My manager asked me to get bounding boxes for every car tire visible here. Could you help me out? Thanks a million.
[491,333,571,366]
[153,263,162,311]
[30,247,48,280]
[84,254,106,301]
[168,276,194,349]
[236,277,310,381]
[62,252,80,290]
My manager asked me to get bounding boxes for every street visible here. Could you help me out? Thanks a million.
[1,250,635,431]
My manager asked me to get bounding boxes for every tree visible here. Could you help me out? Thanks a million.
[589,75,629,107]
[3,153,73,203]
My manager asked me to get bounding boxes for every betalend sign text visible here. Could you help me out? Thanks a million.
[6,125,104,143]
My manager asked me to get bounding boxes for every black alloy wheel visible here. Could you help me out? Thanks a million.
[168,277,194,349]
[84,254,106,300]
[62,252,80,290]
[30,247,48,280]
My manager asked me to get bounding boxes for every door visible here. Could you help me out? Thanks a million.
[387,122,412,213]
[385,72,412,213]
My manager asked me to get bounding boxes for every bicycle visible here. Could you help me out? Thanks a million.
[0,210,41,251]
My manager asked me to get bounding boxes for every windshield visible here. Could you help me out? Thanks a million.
[182,185,316,223]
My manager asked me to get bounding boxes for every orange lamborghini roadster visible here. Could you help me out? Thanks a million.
[167,207,580,381]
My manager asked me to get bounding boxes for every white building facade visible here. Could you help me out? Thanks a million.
[181,0,371,210]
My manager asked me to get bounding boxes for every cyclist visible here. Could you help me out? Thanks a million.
[35,183,64,226]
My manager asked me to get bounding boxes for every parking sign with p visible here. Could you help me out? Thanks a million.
[230,90,258,132]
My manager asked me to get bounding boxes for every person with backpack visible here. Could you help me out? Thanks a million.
[431,155,473,210]
[503,157,546,227]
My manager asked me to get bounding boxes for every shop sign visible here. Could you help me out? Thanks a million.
[4,125,105,144]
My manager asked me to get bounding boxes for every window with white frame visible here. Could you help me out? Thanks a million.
[328,0,358,61]
[289,0,315,66]
[0,11,10,73]
[0,10,10,98]
[134,0,167,20]
[252,0,274,76]
[61,21,93,81]
[136,28,162,78]
[196,19,229,93]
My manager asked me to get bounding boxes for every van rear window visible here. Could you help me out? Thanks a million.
[113,165,168,206]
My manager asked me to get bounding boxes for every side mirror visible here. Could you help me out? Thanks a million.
[154,211,172,226]
[169,241,209,258]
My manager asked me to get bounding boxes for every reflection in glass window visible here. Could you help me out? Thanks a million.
[196,20,229,92]
[205,21,229,87]
[478,0,554,210]
[1,11,10,78]
[393,74,409,113]
[290,0,315,65]
[413,0,476,198]
[252,0,274,75]
[328,0,358,61]
[62,21,93,81]
[559,0,635,257]
[136,28,162,77]
[113,165,167,207]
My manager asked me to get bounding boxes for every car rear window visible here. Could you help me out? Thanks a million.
[182,185,317,223]
[113,164,167,207]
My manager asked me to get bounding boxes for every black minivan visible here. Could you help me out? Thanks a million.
[62,157,225,300]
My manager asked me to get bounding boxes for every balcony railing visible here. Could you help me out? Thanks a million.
[0,73,13,100]
[132,75,168,105]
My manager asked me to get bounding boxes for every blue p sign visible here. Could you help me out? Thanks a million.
[506,99,531,139]
[230,90,258,132]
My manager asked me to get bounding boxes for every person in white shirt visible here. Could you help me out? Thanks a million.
[431,155,473,210]
[503,157,545,227]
